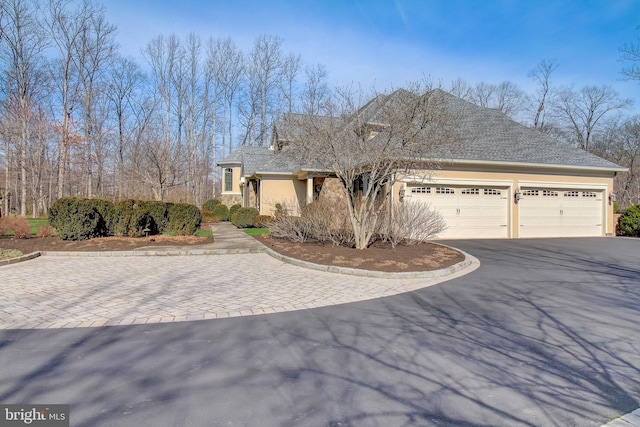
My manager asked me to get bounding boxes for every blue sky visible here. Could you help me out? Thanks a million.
[104,0,640,109]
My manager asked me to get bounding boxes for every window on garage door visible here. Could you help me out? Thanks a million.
[435,187,455,194]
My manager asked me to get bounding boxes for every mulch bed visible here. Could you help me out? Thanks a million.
[1,233,465,273]
[257,235,465,272]
[0,234,210,254]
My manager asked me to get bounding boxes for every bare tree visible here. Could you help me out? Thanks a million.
[552,85,633,152]
[469,82,494,108]
[0,0,49,215]
[142,34,188,200]
[492,81,527,117]
[75,2,116,197]
[301,63,330,115]
[279,84,458,249]
[528,58,558,129]
[206,37,244,157]
[448,78,472,99]
[45,0,94,199]
[280,52,300,113]
[106,55,146,198]
[243,34,284,146]
[591,116,640,208]
[619,27,640,81]
[466,81,526,117]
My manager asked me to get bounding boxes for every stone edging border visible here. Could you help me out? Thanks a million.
[1,243,475,281]
[38,248,266,257]
[0,251,41,267]
[263,245,475,279]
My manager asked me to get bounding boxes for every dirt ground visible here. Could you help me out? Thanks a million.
[1,233,465,273]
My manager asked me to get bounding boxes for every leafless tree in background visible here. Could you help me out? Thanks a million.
[243,34,285,146]
[552,85,633,153]
[280,52,300,114]
[302,63,330,115]
[620,27,640,81]
[106,55,145,199]
[528,58,558,129]
[0,0,49,215]
[206,37,243,158]
[75,2,116,198]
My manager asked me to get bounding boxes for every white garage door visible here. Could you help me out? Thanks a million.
[408,185,509,239]
[519,188,603,238]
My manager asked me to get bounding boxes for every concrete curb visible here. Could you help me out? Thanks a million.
[0,251,41,267]
[263,246,475,279]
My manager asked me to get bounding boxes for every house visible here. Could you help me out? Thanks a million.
[218,89,625,239]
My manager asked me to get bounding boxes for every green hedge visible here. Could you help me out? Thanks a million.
[168,203,202,235]
[231,207,259,228]
[91,198,117,236]
[113,200,176,237]
[48,197,104,240]
[229,204,242,216]
[48,197,201,240]
[202,199,221,211]
[211,204,230,221]
[139,201,171,233]
[618,204,640,237]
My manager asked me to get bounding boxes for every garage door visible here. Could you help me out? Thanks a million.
[518,188,603,238]
[408,185,509,239]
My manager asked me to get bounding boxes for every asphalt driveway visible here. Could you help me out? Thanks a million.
[1,237,639,426]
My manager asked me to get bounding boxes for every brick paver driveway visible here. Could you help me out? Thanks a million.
[0,252,476,329]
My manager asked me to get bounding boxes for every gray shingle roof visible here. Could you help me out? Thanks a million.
[223,89,625,176]
[218,145,306,175]
[432,89,624,170]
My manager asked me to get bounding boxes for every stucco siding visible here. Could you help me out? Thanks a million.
[260,176,307,215]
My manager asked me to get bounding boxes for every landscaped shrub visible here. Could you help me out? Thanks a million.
[618,204,640,237]
[113,199,136,236]
[90,198,116,235]
[201,210,216,223]
[269,214,309,243]
[168,203,202,235]
[268,199,354,247]
[253,215,273,228]
[0,216,12,236]
[0,216,30,239]
[229,203,241,216]
[139,201,171,233]
[202,199,221,211]
[10,217,30,239]
[48,197,72,230]
[37,225,55,237]
[211,203,230,222]
[379,200,446,248]
[113,200,172,236]
[48,197,102,240]
[231,207,259,228]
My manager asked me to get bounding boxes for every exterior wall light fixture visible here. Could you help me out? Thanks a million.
[514,188,521,204]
